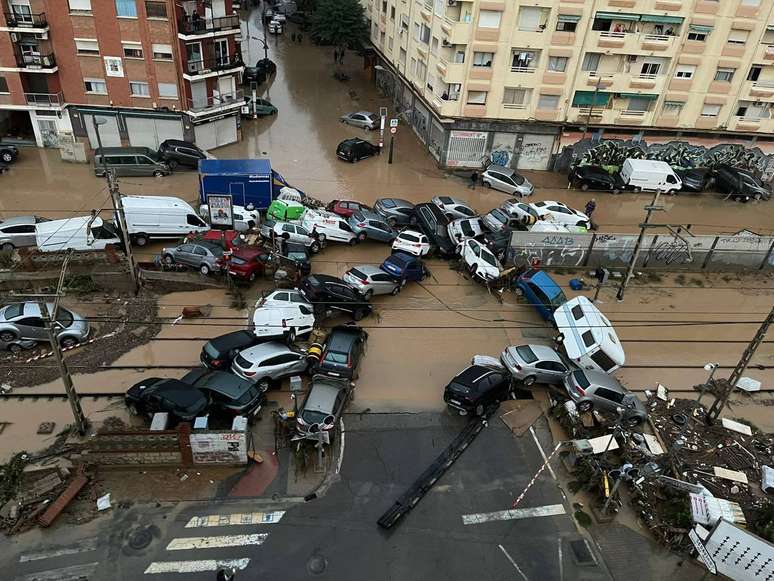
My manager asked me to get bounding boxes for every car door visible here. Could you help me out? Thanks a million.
[175,243,198,266]
[367,219,389,242]
[275,352,306,376]
[192,245,209,267]
[371,271,396,292]
[534,360,567,383]
[591,386,625,412]
[14,315,46,341]
[527,282,552,319]
[499,174,518,195]
[2,224,36,247]
[294,225,313,245]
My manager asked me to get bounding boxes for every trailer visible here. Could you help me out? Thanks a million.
[198,159,303,211]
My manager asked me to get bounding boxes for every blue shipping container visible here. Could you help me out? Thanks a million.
[198,159,304,210]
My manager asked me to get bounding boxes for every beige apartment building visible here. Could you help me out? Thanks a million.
[365,0,774,170]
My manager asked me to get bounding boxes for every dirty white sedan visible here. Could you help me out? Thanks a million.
[458,238,501,282]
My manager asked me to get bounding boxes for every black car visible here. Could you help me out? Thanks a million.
[0,144,19,164]
[317,325,368,380]
[413,203,455,257]
[443,364,514,417]
[181,368,265,416]
[282,241,312,275]
[157,139,209,169]
[674,168,712,193]
[200,330,264,370]
[569,165,626,193]
[125,378,209,421]
[477,229,512,262]
[299,274,373,321]
[243,66,267,86]
[336,138,379,162]
[714,165,771,202]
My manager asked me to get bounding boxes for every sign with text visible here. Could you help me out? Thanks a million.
[190,431,247,465]
[207,194,234,230]
[689,529,717,575]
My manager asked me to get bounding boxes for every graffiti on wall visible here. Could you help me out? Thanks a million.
[513,234,587,267]
[490,132,516,168]
[520,141,550,164]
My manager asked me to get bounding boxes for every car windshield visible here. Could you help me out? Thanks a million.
[230,256,247,266]
[380,199,396,208]
[366,114,378,122]
[204,342,220,359]
[515,345,538,363]
[349,268,368,280]
[324,351,348,364]
[3,304,23,319]
[490,209,508,224]
[234,353,252,369]
[233,385,260,406]
[302,409,329,425]
[572,370,590,389]
[55,308,74,327]
[449,381,472,394]
[480,248,498,267]
[521,204,539,218]
[512,173,525,185]
[288,251,307,262]
[550,289,568,309]
[145,150,161,161]
[460,221,476,237]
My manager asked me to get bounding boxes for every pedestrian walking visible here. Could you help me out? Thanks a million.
[339,48,345,64]
[584,198,597,219]
[291,32,297,42]
[469,171,478,190]
[333,48,339,63]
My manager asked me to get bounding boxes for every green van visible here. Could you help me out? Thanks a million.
[94,147,172,177]
[267,199,305,222]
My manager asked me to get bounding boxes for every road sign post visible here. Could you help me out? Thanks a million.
[688,529,717,575]
[388,118,398,164]
[379,107,387,152]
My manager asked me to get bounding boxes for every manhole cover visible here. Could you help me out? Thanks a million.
[306,553,327,575]
[128,529,152,550]
[569,539,597,566]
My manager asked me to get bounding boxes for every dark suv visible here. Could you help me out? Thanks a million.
[157,139,209,169]
[443,364,513,416]
[299,274,373,321]
[569,165,626,193]
[200,330,264,370]
[413,203,455,257]
[336,138,379,162]
[713,165,771,202]
[317,325,368,379]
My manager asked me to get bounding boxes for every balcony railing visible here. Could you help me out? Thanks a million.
[642,34,671,42]
[637,73,659,80]
[619,110,648,117]
[753,80,774,89]
[186,89,244,112]
[185,53,242,75]
[600,31,626,39]
[14,52,56,69]
[4,11,47,27]
[503,103,527,109]
[178,14,240,35]
[24,91,63,107]
[510,66,536,73]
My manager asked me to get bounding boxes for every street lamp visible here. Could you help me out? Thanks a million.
[251,35,269,61]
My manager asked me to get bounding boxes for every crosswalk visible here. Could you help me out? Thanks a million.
[12,510,287,580]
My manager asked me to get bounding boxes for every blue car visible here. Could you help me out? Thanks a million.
[380,252,427,282]
[516,269,567,321]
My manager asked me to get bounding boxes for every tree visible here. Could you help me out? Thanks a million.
[311,0,368,50]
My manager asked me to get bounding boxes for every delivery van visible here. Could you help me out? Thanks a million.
[553,296,625,373]
[620,159,682,193]
[36,216,121,252]
[121,195,208,246]
[267,199,305,222]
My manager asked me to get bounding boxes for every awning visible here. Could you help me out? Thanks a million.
[596,12,640,21]
[572,90,611,107]
[768,24,774,32]
[619,93,659,100]
[640,15,684,25]
[558,14,581,23]
[690,24,714,33]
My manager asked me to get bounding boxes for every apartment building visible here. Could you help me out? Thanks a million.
[0,0,244,151]
[366,0,774,170]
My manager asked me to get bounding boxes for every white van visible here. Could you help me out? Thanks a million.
[36,216,121,253]
[620,159,682,193]
[300,209,357,244]
[121,195,208,246]
[530,221,588,234]
[251,303,315,342]
[553,296,625,373]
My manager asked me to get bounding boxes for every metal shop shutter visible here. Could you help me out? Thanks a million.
[517,134,556,171]
[195,116,238,150]
[85,114,121,148]
[446,130,487,168]
[126,117,184,149]
[194,122,217,152]
[214,116,237,147]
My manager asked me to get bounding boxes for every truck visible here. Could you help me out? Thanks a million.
[198,159,303,211]
[620,159,682,193]
[121,195,209,247]
[36,216,121,253]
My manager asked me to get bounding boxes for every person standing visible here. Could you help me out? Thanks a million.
[585,198,597,220]
[469,171,478,190]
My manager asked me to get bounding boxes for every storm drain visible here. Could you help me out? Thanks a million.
[569,539,597,566]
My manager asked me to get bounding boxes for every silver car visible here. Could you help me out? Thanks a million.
[564,369,648,427]
[0,302,90,348]
[501,199,539,224]
[482,208,526,233]
[374,198,416,228]
[341,111,379,130]
[501,344,571,386]
[296,374,351,438]
[343,265,401,299]
[347,210,397,243]
[448,217,485,244]
[432,196,476,220]
[162,241,225,275]
[231,341,308,389]
[0,215,50,251]
[482,165,534,196]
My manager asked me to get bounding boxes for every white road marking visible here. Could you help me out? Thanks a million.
[557,538,564,581]
[529,426,557,481]
[184,511,285,528]
[498,544,529,581]
[337,417,346,474]
[144,558,250,575]
[166,533,267,551]
[18,537,98,562]
[14,562,99,581]
[462,504,566,525]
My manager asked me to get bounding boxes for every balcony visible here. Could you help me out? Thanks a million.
[441,17,470,45]
[733,116,764,132]
[2,11,48,31]
[640,34,675,51]
[749,81,774,99]
[439,60,465,83]
[616,109,650,124]
[178,14,240,39]
[183,54,243,79]
[24,91,64,108]
[592,31,639,53]
[186,89,244,115]
[14,51,56,71]
[431,95,460,118]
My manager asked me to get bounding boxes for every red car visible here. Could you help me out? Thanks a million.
[225,246,270,282]
[197,230,244,251]
[326,200,370,218]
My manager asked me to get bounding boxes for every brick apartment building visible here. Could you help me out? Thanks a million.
[0,0,244,151]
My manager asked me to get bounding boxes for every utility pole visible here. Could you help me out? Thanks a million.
[40,251,88,435]
[93,116,139,294]
[581,75,603,142]
[616,190,664,302]
[706,306,774,424]
[388,134,395,164]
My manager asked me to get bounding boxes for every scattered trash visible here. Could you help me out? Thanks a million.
[735,377,761,393]
[96,493,111,511]
[36,422,55,435]
[721,418,753,436]
[179,473,189,482]
[656,384,668,401]
[713,467,749,484]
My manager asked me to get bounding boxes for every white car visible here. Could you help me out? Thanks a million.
[432,196,476,220]
[231,341,308,388]
[482,166,534,196]
[272,221,321,252]
[301,209,358,245]
[199,204,259,232]
[251,303,315,342]
[458,238,501,282]
[529,201,590,229]
[272,13,287,22]
[447,217,485,245]
[392,229,431,257]
[256,289,310,309]
[268,20,283,34]
[501,199,539,225]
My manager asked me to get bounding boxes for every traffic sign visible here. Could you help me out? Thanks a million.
[689,529,717,575]
[390,127,397,134]
[389,118,399,128]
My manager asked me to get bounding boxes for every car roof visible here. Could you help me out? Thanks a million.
[580,369,625,391]
[326,326,362,351]
[284,242,308,252]
[161,139,199,148]
[487,165,515,176]
[352,209,383,221]
[183,369,251,398]
[232,246,266,259]
[454,364,497,386]
[306,273,341,285]
[147,380,208,407]
[305,379,344,414]
[378,198,413,208]
[521,270,564,298]
[353,111,375,116]
[0,215,38,227]
[384,252,413,266]
[508,344,563,362]
[240,341,293,360]
[351,264,384,276]
[208,330,257,351]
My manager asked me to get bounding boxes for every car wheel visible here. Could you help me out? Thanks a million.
[1,152,12,163]
[282,232,290,239]
[387,217,397,228]
[127,403,139,416]
[555,333,565,344]
[153,170,165,177]
[364,289,373,300]
[581,183,589,192]
[286,328,296,344]
[167,159,178,170]
[514,286,524,297]
[1,243,14,252]
[258,377,271,392]
[348,237,359,246]
[625,415,644,428]
[474,403,485,417]
[200,264,211,275]
[484,181,492,189]
[248,271,257,283]
[163,254,175,265]
[390,285,401,296]
[754,192,763,201]
[0,331,18,343]
[576,221,587,228]
[358,232,367,242]
[469,263,478,277]
[134,234,149,247]
[353,308,367,321]
[523,375,536,387]
[317,233,326,243]
[612,188,621,195]
[577,400,593,413]
[60,336,78,349]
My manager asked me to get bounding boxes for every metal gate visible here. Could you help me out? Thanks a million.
[85,114,121,148]
[446,130,487,168]
[428,120,445,161]
[194,116,237,150]
[126,117,184,149]
[410,101,429,143]
[517,134,556,170]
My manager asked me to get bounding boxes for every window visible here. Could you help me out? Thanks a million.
[399,48,406,66]
[381,0,387,12]
[518,6,546,32]
[748,65,762,82]
[413,22,420,42]
[626,97,652,112]
[687,31,708,42]
[454,50,465,63]
[75,39,99,56]
[478,10,501,29]
[502,87,529,107]
[674,64,695,79]
[388,36,394,51]
[512,50,537,69]
[419,23,430,44]
[473,52,494,67]
[115,0,137,18]
[701,103,721,117]
[0,77,8,93]
[68,0,91,13]
[416,59,427,80]
[714,67,735,82]
[728,29,749,45]
[662,101,684,116]
[390,5,395,20]
[152,43,173,60]
[741,0,761,5]
[158,82,178,98]
[84,79,107,94]
[130,81,149,96]
[122,42,143,59]
[145,1,167,18]
[548,56,568,72]
[556,15,579,33]
[581,52,601,72]
[431,36,438,56]
[537,94,560,110]
[467,90,487,105]
[410,57,416,75]
[582,330,595,348]
[640,62,660,76]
